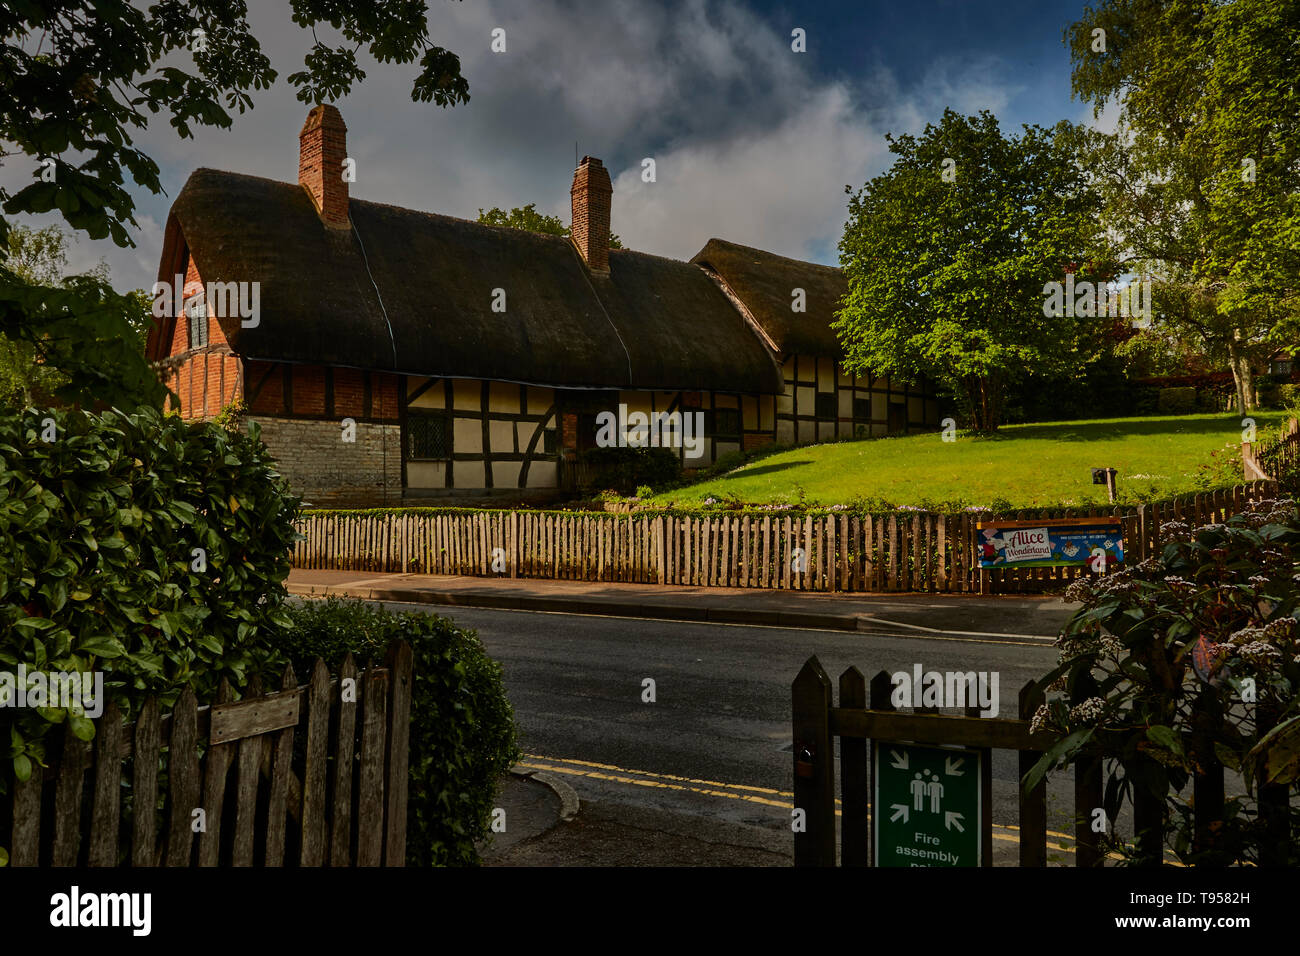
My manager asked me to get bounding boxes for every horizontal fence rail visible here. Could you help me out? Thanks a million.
[290,481,1279,594]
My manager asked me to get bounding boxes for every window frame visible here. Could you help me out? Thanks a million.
[405,410,452,461]
[186,292,209,350]
[711,406,741,439]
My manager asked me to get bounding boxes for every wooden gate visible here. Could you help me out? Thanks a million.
[789,655,1263,867]
[5,642,413,867]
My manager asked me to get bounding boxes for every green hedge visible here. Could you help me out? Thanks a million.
[1,407,516,868]
[0,406,299,785]
[271,596,519,866]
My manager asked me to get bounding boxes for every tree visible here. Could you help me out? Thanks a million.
[1,1,471,409]
[834,109,1106,431]
[1066,0,1300,415]
[0,224,146,406]
[477,202,622,247]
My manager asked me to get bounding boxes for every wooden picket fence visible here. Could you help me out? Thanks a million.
[3,643,413,867]
[1249,418,1300,484]
[291,480,1279,593]
[791,656,1293,867]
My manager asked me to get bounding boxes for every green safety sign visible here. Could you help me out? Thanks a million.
[873,741,983,867]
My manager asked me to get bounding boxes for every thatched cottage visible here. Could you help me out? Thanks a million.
[148,105,938,506]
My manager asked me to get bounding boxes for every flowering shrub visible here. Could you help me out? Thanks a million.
[1028,498,1300,865]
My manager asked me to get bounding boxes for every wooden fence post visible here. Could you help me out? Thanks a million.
[300,659,332,867]
[384,641,414,867]
[792,657,836,867]
[131,697,161,866]
[164,687,201,867]
[231,674,265,867]
[263,664,297,867]
[839,667,868,867]
[329,654,359,867]
[1018,681,1047,867]
[1191,687,1225,861]
[87,700,124,867]
[1073,674,1104,868]
[1131,756,1166,867]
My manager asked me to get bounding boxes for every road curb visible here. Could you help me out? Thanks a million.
[287,582,862,631]
[511,766,580,822]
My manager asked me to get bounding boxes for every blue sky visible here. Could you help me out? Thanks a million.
[3,0,1103,289]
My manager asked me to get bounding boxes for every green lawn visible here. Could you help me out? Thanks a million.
[652,412,1288,509]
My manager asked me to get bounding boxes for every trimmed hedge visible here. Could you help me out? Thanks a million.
[272,596,518,866]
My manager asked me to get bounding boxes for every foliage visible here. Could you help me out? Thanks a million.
[1,1,470,409]
[1156,387,1197,416]
[0,225,151,407]
[576,445,681,496]
[1029,499,1300,864]
[1002,330,1136,424]
[477,202,622,248]
[0,405,300,791]
[212,398,248,436]
[835,108,1107,431]
[1066,0,1300,414]
[272,596,519,867]
[1115,325,1223,381]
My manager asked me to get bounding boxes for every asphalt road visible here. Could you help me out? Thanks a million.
[380,597,1103,864]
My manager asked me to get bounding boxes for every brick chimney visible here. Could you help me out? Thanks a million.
[299,104,349,228]
[571,156,612,274]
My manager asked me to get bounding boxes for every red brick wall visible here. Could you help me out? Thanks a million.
[292,365,327,416]
[162,254,239,419]
[242,362,398,423]
[333,367,365,418]
[372,373,399,421]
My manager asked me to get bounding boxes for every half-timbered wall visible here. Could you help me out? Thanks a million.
[776,353,939,445]
[402,376,559,492]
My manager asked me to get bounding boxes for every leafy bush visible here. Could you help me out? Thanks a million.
[1191,442,1246,490]
[0,406,298,785]
[1030,498,1300,865]
[272,596,518,867]
[1156,386,1197,415]
[575,445,682,495]
[1133,386,1159,415]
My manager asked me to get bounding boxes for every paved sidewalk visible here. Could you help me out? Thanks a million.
[477,771,570,863]
[484,800,790,867]
[287,568,1075,636]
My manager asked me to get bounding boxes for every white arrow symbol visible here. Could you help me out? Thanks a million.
[945,811,965,832]
[891,804,910,823]
[889,750,908,770]
[945,757,965,776]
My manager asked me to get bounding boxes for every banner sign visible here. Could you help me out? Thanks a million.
[975,517,1124,569]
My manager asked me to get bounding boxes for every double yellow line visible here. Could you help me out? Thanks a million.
[518,752,1099,857]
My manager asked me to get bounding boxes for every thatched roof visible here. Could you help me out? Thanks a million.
[691,238,845,358]
[152,169,784,394]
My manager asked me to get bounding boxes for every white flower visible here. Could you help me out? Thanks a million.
[1068,697,1107,724]
[1237,641,1282,665]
